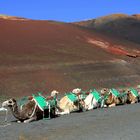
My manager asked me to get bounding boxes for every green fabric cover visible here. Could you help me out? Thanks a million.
[66,93,78,102]
[110,88,120,97]
[91,89,101,102]
[130,88,139,97]
[33,94,48,111]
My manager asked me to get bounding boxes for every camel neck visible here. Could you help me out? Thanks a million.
[10,104,20,119]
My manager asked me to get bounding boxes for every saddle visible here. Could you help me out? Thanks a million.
[129,88,139,97]
[90,89,102,103]
[65,92,79,103]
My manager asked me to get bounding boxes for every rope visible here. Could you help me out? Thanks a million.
[29,100,37,118]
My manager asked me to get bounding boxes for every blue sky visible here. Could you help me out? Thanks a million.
[0,0,140,22]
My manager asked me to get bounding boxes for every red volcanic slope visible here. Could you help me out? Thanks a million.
[0,15,140,97]
[0,18,112,63]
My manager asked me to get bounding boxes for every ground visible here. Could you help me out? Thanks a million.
[0,103,140,140]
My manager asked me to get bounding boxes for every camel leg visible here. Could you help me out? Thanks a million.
[24,117,37,123]
[59,109,70,115]
[130,97,138,104]
[55,109,70,115]
[108,103,116,107]
[131,101,136,104]
[60,111,70,115]
[101,100,107,108]
[103,104,107,108]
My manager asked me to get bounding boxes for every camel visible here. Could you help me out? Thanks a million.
[2,90,58,123]
[100,88,127,107]
[2,98,40,123]
[125,88,139,104]
[56,88,85,115]
[81,89,105,111]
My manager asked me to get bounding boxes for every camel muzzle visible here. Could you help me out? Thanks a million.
[2,101,8,107]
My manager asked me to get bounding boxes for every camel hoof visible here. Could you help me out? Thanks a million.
[131,102,135,104]
[24,120,29,123]
[109,104,116,107]
[17,120,21,123]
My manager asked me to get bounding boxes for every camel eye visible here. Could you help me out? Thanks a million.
[9,101,12,104]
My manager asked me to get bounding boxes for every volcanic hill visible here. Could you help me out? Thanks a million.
[0,14,140,97]
[74,14,140,44]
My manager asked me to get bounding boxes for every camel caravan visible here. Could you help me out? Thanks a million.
[1,86,140,123]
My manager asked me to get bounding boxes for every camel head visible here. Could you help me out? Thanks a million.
[72,88,82,94]
[72,88,83,100]
[125,89,137,103]
[124,89,131,96]
[51,90,59,97]
[100,88,109,96]
[2,98,16,108]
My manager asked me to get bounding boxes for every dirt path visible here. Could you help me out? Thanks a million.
[0,103,140,140]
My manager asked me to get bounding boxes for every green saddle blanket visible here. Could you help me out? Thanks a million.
[18,92,57,111]
[33,93,57,111]
[33,94,48,111]
[66,93,78,103]
[110,88,120,97]
[91,89,101,103]
[130,88,139,97]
